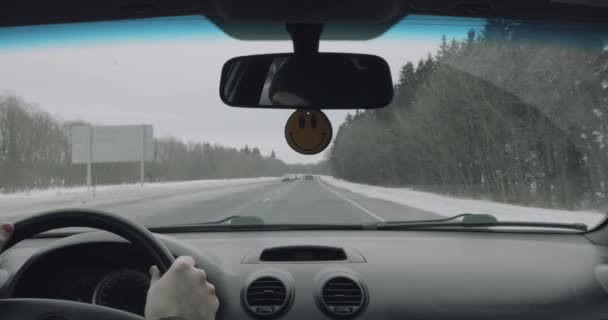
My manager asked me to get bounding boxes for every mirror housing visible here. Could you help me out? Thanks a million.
[220,53,393,109]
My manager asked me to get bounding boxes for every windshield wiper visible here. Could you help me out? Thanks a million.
[156,215,265,229]
[371,213,588,232]
[149,213,587,233]
[200,215,265,225]
[148,223,366,233]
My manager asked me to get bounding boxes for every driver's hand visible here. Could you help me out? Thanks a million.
[145,256,219,320]
[0,223,14,252]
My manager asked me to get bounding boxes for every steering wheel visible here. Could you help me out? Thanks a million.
[0,209,176,320]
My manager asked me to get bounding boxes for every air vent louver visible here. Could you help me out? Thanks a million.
[244,276,290,318]
[320,276,365,317]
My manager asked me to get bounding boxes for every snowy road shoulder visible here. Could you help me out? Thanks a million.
[0,177,277,219]
[319,176,606,228]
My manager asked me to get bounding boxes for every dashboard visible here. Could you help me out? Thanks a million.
[2,230,608,320]
[9,243,153,316]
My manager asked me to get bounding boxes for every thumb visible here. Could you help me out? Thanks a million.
[149,265,161,283]
[0,223,14,250]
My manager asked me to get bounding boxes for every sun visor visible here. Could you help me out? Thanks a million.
[209,19,401,41]
[213,0,400,23]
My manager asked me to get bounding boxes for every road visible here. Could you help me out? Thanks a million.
[0,177,442,226]
[3,176,603,230]
[110,178,441,227]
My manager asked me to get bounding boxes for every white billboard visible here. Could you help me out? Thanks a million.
[71,125,154,164]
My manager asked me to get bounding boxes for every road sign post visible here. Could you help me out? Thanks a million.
[86,161,91,190]
[140,124,145,186]
[87,125,93,190]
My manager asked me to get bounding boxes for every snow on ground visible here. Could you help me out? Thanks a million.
[0,178,277,218]
[320,176,606,228]
[0,178,276,200]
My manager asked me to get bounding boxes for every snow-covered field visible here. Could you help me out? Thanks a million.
[0,178,276,219]
[320,176,606,228]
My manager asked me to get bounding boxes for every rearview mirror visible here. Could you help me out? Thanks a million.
[220,53,393,109]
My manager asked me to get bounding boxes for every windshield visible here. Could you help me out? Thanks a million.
[0,16,606,230]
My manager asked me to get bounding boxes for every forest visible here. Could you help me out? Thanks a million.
[329,20,608,210]
[0,94,326,192]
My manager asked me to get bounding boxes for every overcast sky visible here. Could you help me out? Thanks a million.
[0,23,446,163]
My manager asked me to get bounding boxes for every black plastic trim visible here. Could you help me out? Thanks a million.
[242,245,366,264]
[260,246,347,262]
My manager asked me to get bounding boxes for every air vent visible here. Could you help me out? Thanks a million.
[320,276,366,318]
[243,276,291,318]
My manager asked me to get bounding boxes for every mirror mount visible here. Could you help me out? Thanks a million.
[286,23,324,55]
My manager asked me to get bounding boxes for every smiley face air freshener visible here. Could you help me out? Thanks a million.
[284,110,332,155]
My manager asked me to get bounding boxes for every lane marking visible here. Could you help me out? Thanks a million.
[131,180,282,223]
[223,181,294,217]
[318,179,386,222]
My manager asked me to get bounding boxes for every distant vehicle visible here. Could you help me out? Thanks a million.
[305,174,314,181]
[282,175,295,182]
